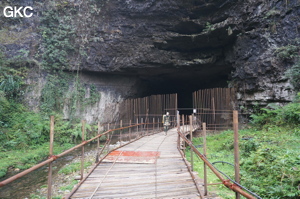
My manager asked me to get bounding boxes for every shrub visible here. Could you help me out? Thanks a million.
[285,61,300,91]
[250,102,300,128]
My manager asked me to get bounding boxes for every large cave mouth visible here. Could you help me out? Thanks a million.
[134,62,233,115]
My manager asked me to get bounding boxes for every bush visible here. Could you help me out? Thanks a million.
[285,61,300,91]
[250,101,300,128]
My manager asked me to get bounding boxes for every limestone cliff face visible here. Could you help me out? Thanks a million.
[0,0,299,120]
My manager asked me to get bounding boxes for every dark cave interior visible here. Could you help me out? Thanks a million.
[137,62,233,115]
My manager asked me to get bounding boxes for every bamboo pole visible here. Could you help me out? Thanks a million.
[129,120,132,140]
[177,130,256,199]
[81,120,85,180]
[203,122,208,196]
[189,115,194,171]
[233,110,240,199]
[120,120,123,146]
[136,118,139,137]
[47,116,54,199]
[141,118,143,136]
[96,122,101,163]
[153,118,155,132]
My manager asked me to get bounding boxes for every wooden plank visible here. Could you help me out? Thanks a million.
[70,129,202,199]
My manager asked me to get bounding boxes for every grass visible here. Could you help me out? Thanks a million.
[0,142,74,178]
[59,180,78,191]
[58,160,93,175]
[186,130,237,198]
[185,126,300,199]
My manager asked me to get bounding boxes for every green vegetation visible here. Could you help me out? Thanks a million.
[39,0,105,71]
[59,180,78,191]
[186,99,300,199]
[0,0,102,178]
[40,72,101,119]
[0,142,74,178]
[285,61,300,91]
[58,161,93,175]
[276,39,300,91]
[0,51,100,177]
[275,40,300,61]
[39,8,76,70]
[203,22,216,33]
[265,9,281,19]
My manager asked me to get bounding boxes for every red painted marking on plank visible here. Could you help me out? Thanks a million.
[103,151,160,164]
[108,151,160,157]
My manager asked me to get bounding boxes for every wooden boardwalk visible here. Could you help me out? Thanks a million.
[69,128,203,198]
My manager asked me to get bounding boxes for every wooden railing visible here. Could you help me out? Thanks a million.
[176,111,259,199]
[0,116,166,198]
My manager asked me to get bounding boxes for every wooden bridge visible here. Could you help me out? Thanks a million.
[0,90,259,199]
[67,127,203,198]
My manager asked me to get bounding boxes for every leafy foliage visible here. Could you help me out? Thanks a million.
[39,9,76,70]
[40,72,100,119]
[186,102,300,199]
[275,39,300,61]
[285,61,300,91]
[203,22,216,32]
[58,161,92,175]
[250,101,300,128]
[40,73,69,113]
[0,50,26,99]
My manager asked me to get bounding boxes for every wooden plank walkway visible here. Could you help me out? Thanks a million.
[69,128,203,198]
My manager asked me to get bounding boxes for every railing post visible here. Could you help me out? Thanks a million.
[129,120,132,140]
[181,115,184,133]
[47,115,54,199]
[152,118,154,133]
[189,115,194,171]
[176,110,180,130]
[136,118,139,137]
[203,122,208,196]
[181,114,185,155]
[233,110,240,199]
[120,120,123,146]
[141,118,144,136]
[184,115,189,132]
[177,111,180,149]
[81,120,85,180]
[96,121,101,163]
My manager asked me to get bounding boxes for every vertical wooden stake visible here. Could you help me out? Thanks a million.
[176,111,180,130]
[141,118,144,136]
[203,123,208,196]
[212,97,216,131]
[233,110,240,199]
[177,111,180,149]
[97,122,100,149]
[182,115,184,133]
[120,120,122,146]
[158,118,160,131]
[136,118,139,137]
[47,116,54,199]
[153,118,155,133]
[189,115,194,171]
[181,114,185,155]
[129,120,132,140]
[185,115,188,132]
[81,120,85,180]
[96,122,101,163]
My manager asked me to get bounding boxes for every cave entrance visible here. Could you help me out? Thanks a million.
[177,90,193,116]
[138,63,232,116]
